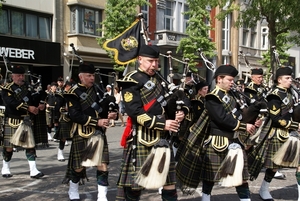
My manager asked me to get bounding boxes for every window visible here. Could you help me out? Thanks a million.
[141,3,149,29]
[242,24,249,46]
[0,10,9,34]
[165,0,174,30]
[0,8,52,40]
[183,4,189,32]
[250,25,257,47]
[261,28,268,49]
[12,11,24,36]
[222,14,231,50]
[70,6,102,36]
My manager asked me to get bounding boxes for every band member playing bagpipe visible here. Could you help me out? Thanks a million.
[45,82,59,141]
[1,65,44,179]
[174,81,208,162]
[248,67,300,201]
[237,68,267,152]
[62,63,118,201]
[52,80,75,162]
[178,65,258,201]
[115,45,185,201]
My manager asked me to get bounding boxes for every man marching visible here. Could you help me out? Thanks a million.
[1,65,44,179]
[62,63,117,201]
[116,45,185,201]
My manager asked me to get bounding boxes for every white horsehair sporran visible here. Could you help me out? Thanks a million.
[135,138,171,189]
[10,116,35,148]
[217,142,244,187]
[81,130,104,167]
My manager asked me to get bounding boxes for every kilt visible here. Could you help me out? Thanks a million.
[3,117,37,148]
[263,132,285,169]
[200,138,249,182]
[53,119,72,140]
[116,138,176,191]
[3,122,16,148]
[64,130,109,181]
[32,111,48,144]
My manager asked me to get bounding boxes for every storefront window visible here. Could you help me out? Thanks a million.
[70,6,102,36]
[12,11,24,36]
[0,10,9,34]
[0,8,52,41]
[26,14,38,38]
[39,17,51,40]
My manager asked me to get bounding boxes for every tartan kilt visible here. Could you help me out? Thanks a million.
[200,138,249,182]
[64,130,109,181]
[32,111,48,144]
[3,117,37,148]
[176,136,204,189]
[53,119,72,140]
[263,133,285,169]
[3,121,17,148]
[116,139,176,191]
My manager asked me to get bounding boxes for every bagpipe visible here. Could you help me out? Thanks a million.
[0,53,44,148]
[68,43,118,167]
[69,43,118,119]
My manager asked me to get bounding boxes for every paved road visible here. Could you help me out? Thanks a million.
[0,121,298,201]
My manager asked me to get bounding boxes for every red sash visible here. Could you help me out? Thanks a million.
[120,99,156,147]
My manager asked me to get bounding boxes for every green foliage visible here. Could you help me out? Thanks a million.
[177,0,215,72]
[97,0,150,72]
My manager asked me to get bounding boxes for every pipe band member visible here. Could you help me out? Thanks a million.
[116,44,185,201]
[200,65,256,201]
[1,65,44,179]
[63,63,118,201]
[250,67,300,201]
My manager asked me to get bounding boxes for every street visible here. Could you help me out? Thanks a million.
[0,121,298,201]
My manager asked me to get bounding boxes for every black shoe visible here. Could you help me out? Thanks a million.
[31,172,44,179]
[2,174,12,178]
[58,159,65,162]
[70,199,80,201]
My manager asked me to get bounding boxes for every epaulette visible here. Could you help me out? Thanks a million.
[1,82,14,93]
[267,88,282,100]
[206,87,225,102]
[65,84,79,97]
[245,82,256,91]
[117,70,138,84]
[55,91,64,98]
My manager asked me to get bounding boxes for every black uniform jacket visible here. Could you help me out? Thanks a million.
[1,82,33,118]
[267,86,298,130]
[205,86,247,138]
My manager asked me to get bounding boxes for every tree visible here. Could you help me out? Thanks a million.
[97,0,150,72]
[205,0,300,78]
[177,0,215,72]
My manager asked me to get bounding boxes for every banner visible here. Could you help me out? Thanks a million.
[103,19,145,65]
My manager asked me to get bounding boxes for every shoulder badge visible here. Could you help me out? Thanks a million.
[124,91,133,102]
[278,119,287,126]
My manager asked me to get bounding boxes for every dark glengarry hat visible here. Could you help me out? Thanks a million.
[236,79,245,85]
[213,65,238,78]
[138,45,160,58]
[275,67,293,80]
[195,81,208,91]
[251,68,263,75]
[57,76,64,81]
[50,81,58,87]
[12,65,25,74]
[65,79,75,87]
[79,63,95,74]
